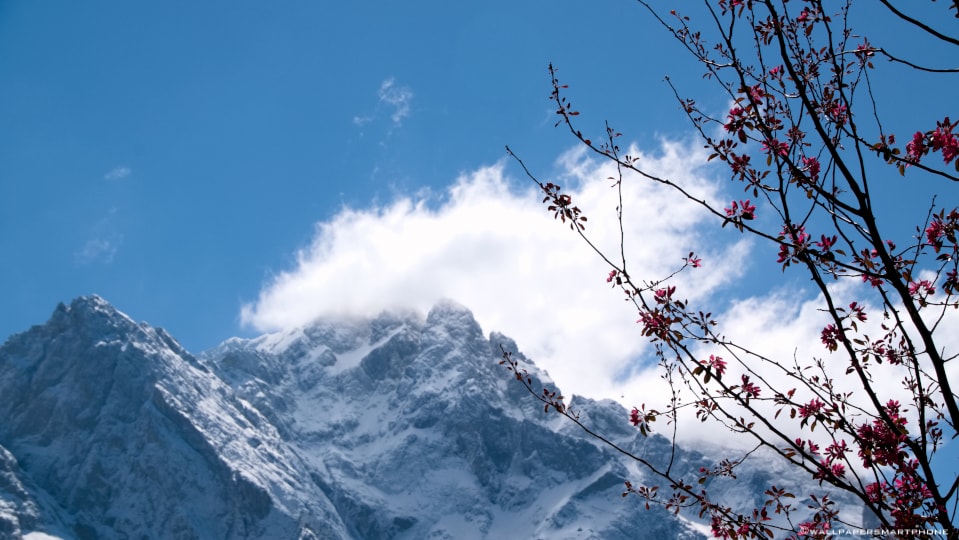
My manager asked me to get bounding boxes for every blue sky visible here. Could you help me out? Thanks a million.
[0,1,710,350]
[1,1,957,420]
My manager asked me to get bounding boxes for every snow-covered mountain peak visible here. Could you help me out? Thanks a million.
[46,294,136,337]
[425,297,478,326]
[0,296,864,539]
[58,294,114,316]
[0,297,348,539]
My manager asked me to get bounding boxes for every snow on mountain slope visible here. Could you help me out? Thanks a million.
[203,299,707,540]
[0,296,347,539]
[0,296,864,539]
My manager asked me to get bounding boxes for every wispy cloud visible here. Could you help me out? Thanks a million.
[352,115,373,127]
[75,235,121,265]
[104,166,131,180]
[377,77,413,125]
[75,209,123,265]
[241,138,753,418]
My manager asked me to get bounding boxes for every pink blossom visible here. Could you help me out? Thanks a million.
[801,156,820,183]
[798,398,824,419]
[702,355,727,377]
[908,279,935,298]
[794,438,820,455]
[856,411,908,467]
[710,516,729,539]
[730,153,751,177]
[815,234,837,252]
[638,309,672,339]
[930,118,958,164]
[848,302,867,322]
[629,407,654,436]
[786,125,805,143]
[761,138,789,157]
[865,482,886,503]
[821,324,841,351]
[725,106,745,127]
[799,521,830,536]
[906,131,926,162]
[740,374,761,400]
[777,224,811,264]
[654,286,676,304]
[825,440,849,461]
[724,199,756,220]
[925,219,945,251]
[885,400,901,416]
[828,102,848,125]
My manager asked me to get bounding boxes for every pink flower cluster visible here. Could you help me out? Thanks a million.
[856,401,908,467]
[924,209,958,254]
[905,117,959,165]
[724,199,756,220]
[800,156,820,183]
[684,252,702,268]
[848,302,867,322]
[762,138,789,157]
[654,286,676,304]
[908,279,935,300]
[739,374,761,401]
[798,398,825,419]
[702,354,727,377]
[638,309,671,337]
[813,440,849,483]
[931,117,959,164]
[820,324,841,352]
[730,153,751,179]
[724,106,747,140]
[827,102,848,126]
[864,460,935,529]
[777,224,810,264]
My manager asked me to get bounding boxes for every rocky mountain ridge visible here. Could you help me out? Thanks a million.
[0,296,859,539]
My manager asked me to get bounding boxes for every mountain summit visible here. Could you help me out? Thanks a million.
[0,296,854,539]
[0,296,347,539]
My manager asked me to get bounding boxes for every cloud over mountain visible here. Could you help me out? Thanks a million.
[241,139,751,409]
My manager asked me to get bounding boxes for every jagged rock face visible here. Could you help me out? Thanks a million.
[0,296,862,539]
[0,297,347,540]
[202,298,706,540]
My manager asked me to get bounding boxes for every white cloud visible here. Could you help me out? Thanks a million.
[104,166,131,180]
[352,115,373,127]
[240,134,959,464]
[377,77,413,125]
[241,138,752,407]
[75,236,120,265]
[615,271,959,459]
